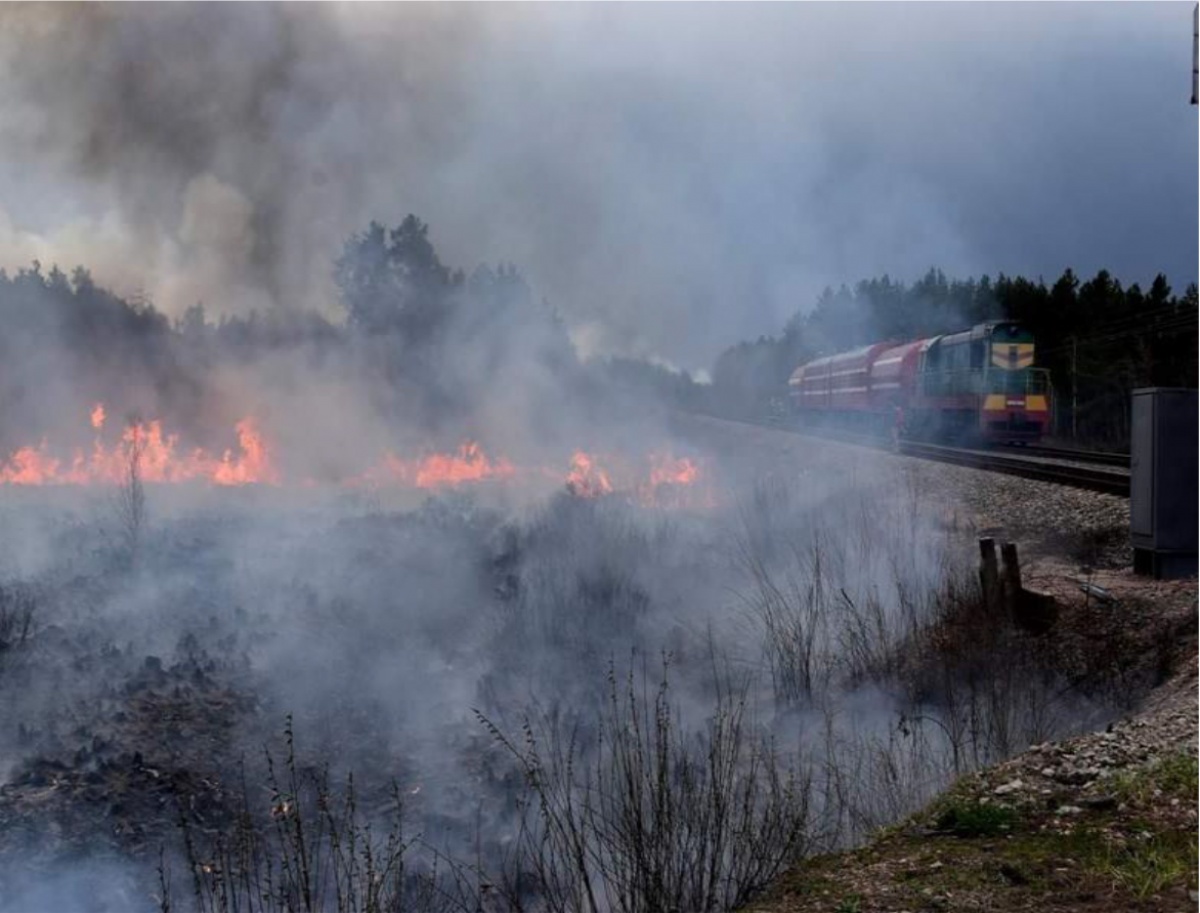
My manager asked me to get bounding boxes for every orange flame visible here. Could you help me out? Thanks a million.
[212,419,279,486]
[636,453,715,509]
[1,405,717,507]
[565,451,614,499]
[647,454,700,488]
[0,445,60,485]
[356,442,516,489]
[0,409,277,486]
[414,442,516,488]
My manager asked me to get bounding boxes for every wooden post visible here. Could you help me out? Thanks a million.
[979,537,1000,611]
[1000,541,1022,617]
[1000,541,1022,589]
[999,540,1059,633]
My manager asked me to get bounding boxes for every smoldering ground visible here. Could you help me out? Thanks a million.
[0,439,1140,912]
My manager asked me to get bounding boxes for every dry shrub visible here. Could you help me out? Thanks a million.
[0,580,36,656]
[477,659,814,913]
[169,718,453,913]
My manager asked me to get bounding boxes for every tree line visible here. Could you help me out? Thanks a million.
[0,215,683,452]
[1,222,1194,453]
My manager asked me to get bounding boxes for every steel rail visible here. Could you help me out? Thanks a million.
[995,443,1131,468]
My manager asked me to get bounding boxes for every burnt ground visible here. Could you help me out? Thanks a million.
[0,625,259,909]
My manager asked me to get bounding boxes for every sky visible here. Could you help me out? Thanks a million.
[0,2,1195,373]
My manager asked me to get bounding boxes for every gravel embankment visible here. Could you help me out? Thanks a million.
[908,458,1131,568]
[675,413,1132,567]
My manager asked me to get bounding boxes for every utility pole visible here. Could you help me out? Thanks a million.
[1071,336,1078,441]
[1192,4,1198,105]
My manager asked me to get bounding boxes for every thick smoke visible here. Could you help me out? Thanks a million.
[1,4,1194,370]
[0,3,480,316]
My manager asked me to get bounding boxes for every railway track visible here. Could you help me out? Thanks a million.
[996,442,1131,469]
[897,440,1131,497]
[703,412,1132,497]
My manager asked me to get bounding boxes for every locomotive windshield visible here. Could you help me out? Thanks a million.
[989,367,1049,395]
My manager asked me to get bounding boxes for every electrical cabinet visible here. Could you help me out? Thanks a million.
[1130,388,1198,579]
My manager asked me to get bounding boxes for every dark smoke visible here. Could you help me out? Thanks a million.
[1,4,1193,369]
[0,3,480,318]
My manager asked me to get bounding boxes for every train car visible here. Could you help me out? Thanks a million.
[788,322,1051,444]
[788,341,895,431]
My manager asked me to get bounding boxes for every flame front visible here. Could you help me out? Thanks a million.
[358,442,516,489]
[0,445,61,485]
[638,454,714,508]
[0,408,277,486]
[1,405,717,508]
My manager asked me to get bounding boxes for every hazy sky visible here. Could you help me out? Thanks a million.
[0,2,1195,372]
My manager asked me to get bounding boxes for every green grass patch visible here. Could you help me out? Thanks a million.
[1097,831,1197,900]
[933,799,1019,837]
[739,755,1198,911]
[1001,824,1197,901]
[833,896,862,913]
[1111,750,1198,806]
[1154,752,1199,799]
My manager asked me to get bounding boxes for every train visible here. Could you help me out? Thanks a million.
[788,322,1052,445]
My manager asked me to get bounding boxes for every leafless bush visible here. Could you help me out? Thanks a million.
[0,580,36,656]
[732,471,1096,849]
[735,534,831,704]
[734,480,951,708]
[813,705,952,845]
[166,719,453,913]
[478,659,814,913]
[116,420,147,568]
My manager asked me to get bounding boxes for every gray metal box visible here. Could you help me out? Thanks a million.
[1130,387,1198,578]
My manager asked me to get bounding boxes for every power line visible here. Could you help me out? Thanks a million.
[1035,314,1198,358]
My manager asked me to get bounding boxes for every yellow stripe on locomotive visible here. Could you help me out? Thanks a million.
[991,343,1034,370]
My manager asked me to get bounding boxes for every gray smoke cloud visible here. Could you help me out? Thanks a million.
[1,2,1195,372]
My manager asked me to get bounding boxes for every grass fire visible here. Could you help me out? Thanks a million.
[0,5,1195,913]
[0,405,711,509]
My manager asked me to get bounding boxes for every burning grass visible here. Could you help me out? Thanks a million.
[0,404,716,511]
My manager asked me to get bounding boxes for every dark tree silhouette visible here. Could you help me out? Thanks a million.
[333,215,462,342]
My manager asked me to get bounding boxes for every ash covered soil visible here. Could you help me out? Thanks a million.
[0,414,1194,912]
